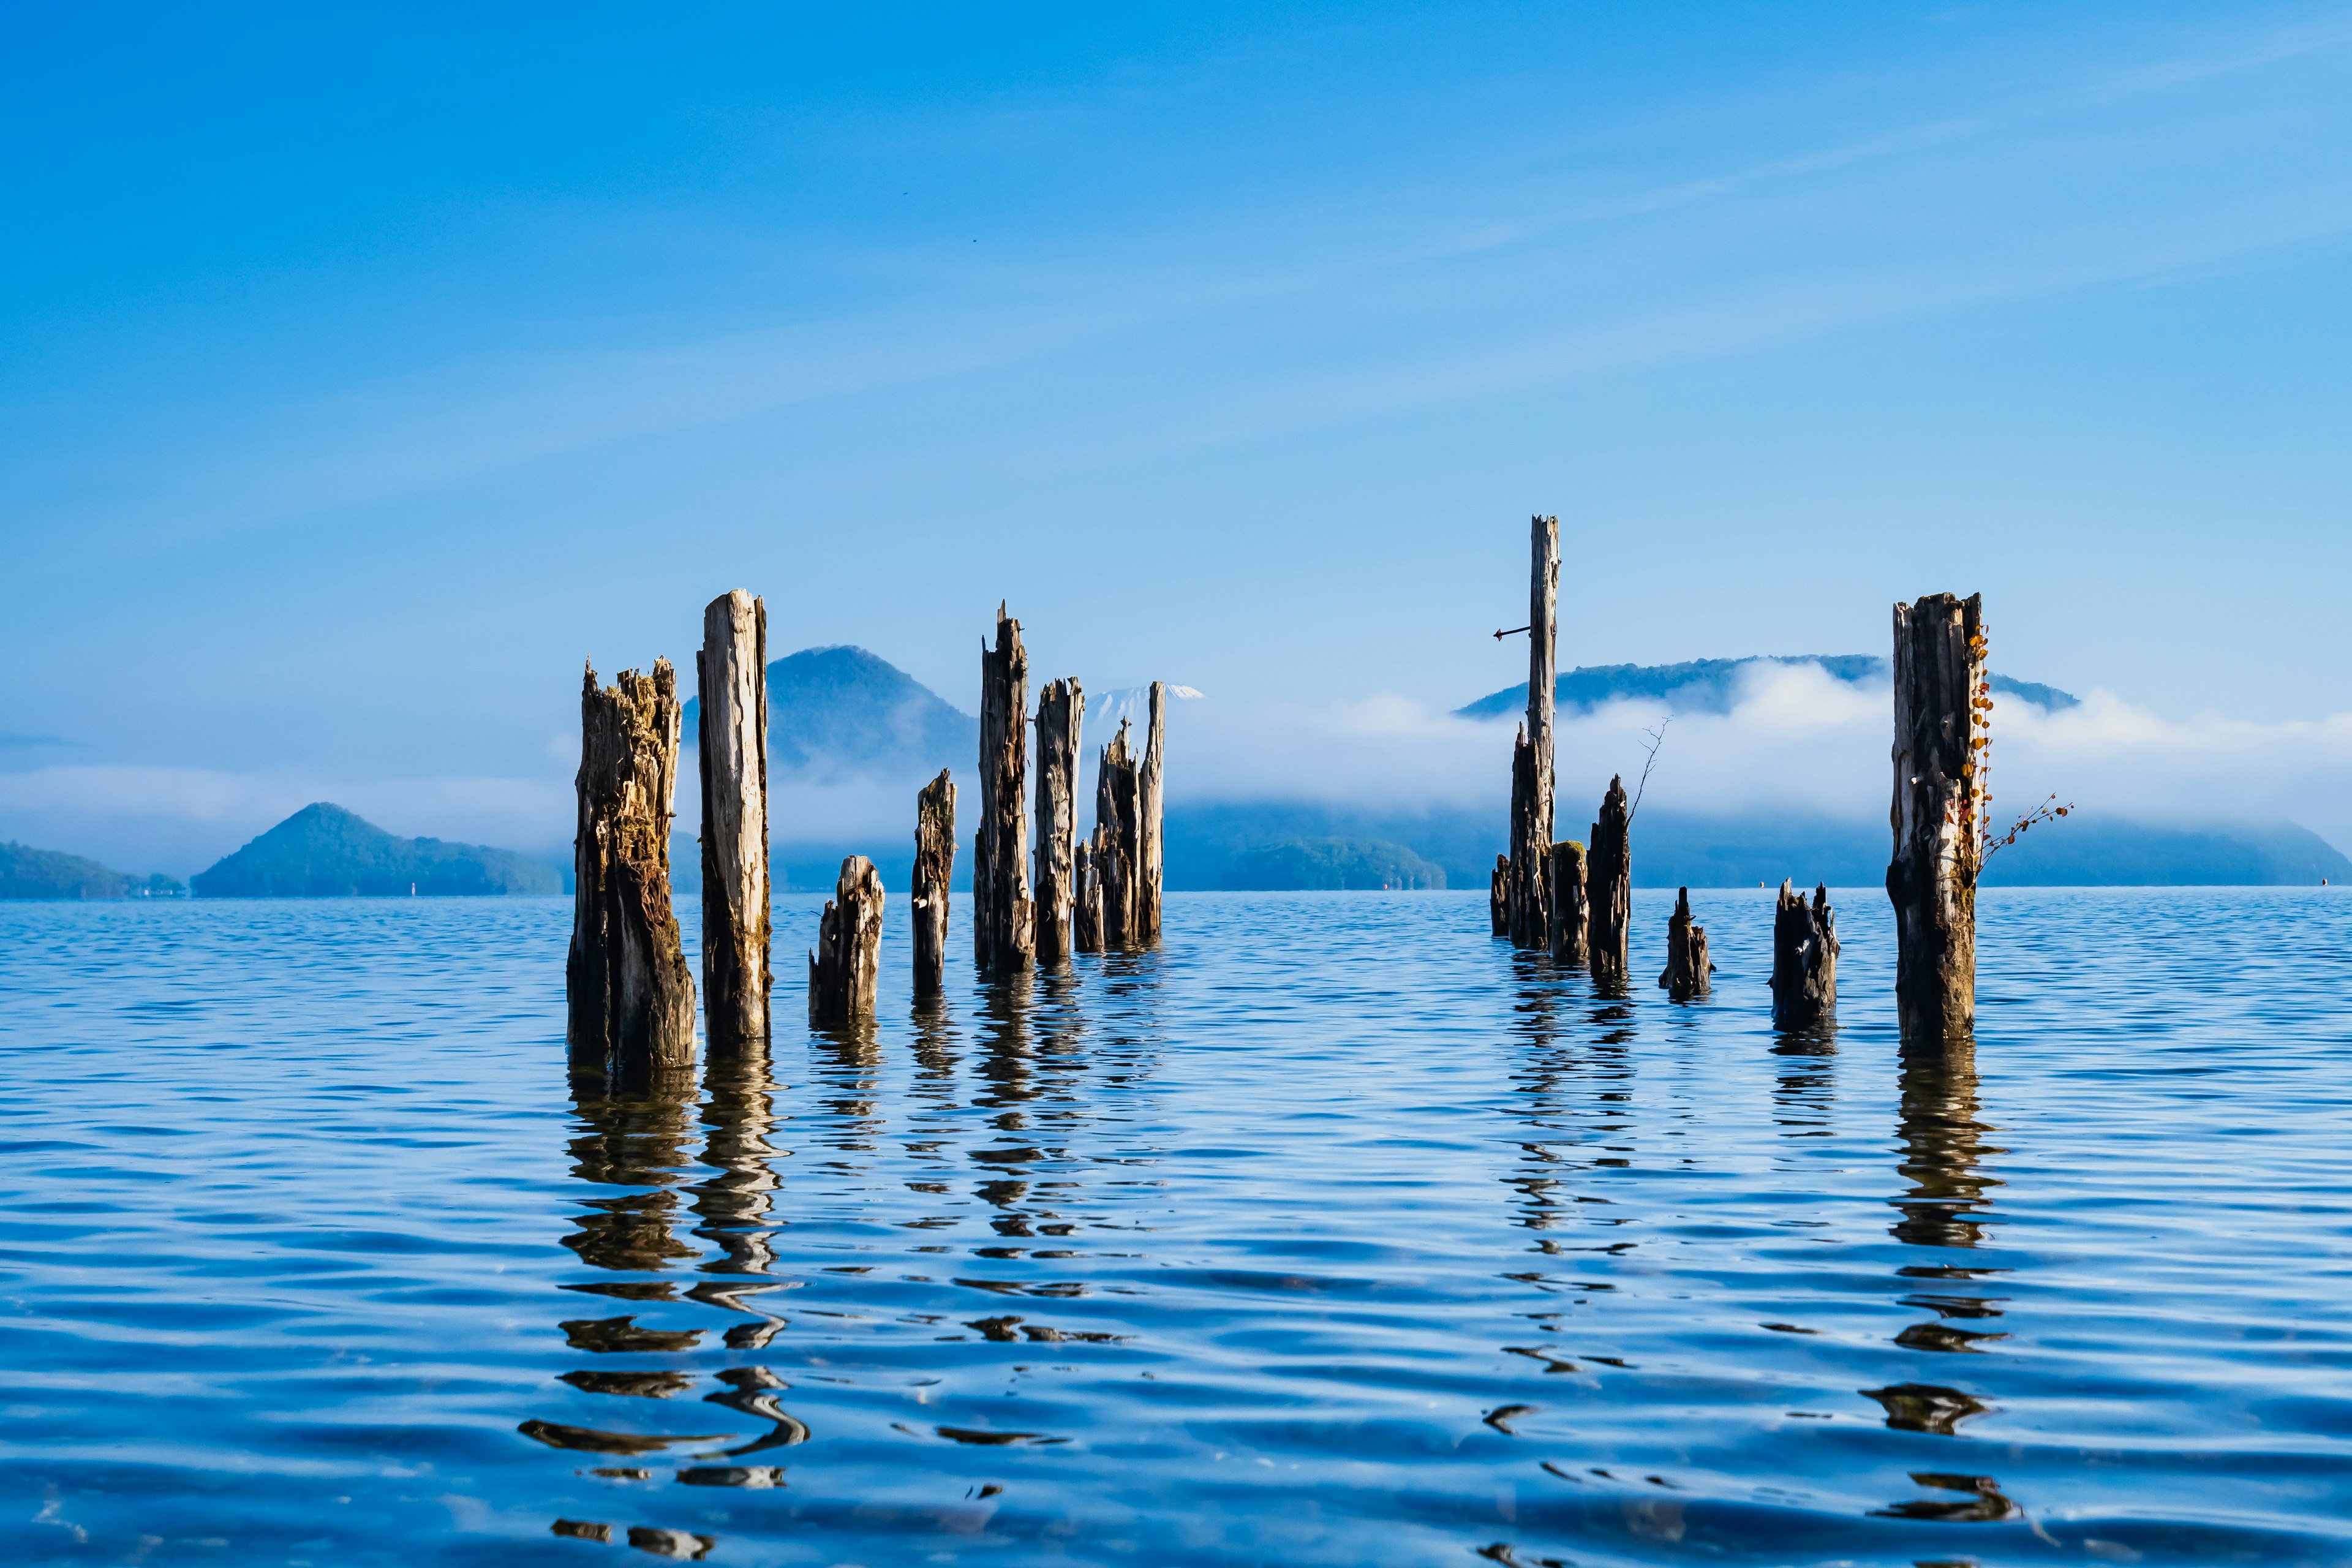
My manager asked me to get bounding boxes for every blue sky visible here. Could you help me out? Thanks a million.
[6,2,2352,868]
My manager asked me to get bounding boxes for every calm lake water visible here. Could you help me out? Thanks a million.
[4,888,2350,1566]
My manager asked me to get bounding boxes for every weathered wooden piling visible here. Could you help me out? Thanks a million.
[1490,855,1509,937]
[1889,592,1986,1045]
[1074,835,1105,953]
[1587,775,1632,987]
[1138,682,1167,942]
[912,770,956,995]
[1093,720,1142,949]
[696,590,770,1051]
[1506,515,1561,949]
[568,660,696,1077]
[1659,886,1711,999]
[1549,839,1588,965]
[1770,880,1839,1028]
[1034,679,1085,964]
[974,604,1035,974]
[809,855,884,1025]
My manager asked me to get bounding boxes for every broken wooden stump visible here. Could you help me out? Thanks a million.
[974,603,1035,974]
[1094,719,1142,949]
[809,855,884,1025]
[1889,592,1985,1046]
[1659,886,1711,1000]
[1074,832,1105,953]
[1549,839,1588,966]
[1771,880,1839,1028]
[1138,681,1167,942]
[1506,514,1560,949]
[1587,774,1632,987]
[696,590,771,1052]
[912,770,956,996]
[1034,679,1084,964]
[568,659,696,1079]
[1489,854,1509,937]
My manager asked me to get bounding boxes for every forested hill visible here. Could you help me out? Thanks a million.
[191,804,560,897]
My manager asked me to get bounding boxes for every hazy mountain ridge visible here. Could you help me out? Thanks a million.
[683,644,974,780]
[191,803,562,897]
[1,842,183,900]
[1457,656,2079,720]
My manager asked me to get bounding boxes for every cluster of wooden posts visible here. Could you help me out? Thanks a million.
[565,593,1168,1082]
[1488,515,1988,1046]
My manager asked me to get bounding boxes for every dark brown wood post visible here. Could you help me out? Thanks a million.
[697,590,770,1052]
[976,603,1035,974]
[1138,681,1167,941]
[1889,592,1986,1045]
[568,659,696,1079]
[1506,514,1559,948]
[809,854,884,1024]
[912,770,956,995]
[1659,886,1711,999]
[1034,678,1084,964]
[1587,774,1631,987]
[1549,839,1588,965]
[1770,879,1838,1028]
[1489,855,1509,937]
[1093,721,1140,948]
[1074,834,1105,953]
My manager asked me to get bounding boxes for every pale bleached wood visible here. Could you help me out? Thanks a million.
[809,855,884,1024]
[568,658,696,1079]
[1889,592,1985,1046]
[1138,681,1167,941]
[1507,514,1560,949]
[912,770,956,995]
[975,603,1035,974]
[1034,679,1085,964]
[697,590,770,1052]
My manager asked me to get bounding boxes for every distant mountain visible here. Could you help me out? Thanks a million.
[682,644,974,779]
[193,803,562,897]
[1,842,183,900]
[1457,656,2078,720]
[1221,837,1446,891]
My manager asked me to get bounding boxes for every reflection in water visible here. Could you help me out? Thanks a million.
[1769,1019,1836,1149]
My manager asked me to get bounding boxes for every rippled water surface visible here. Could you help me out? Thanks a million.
[5,888,2351,1566]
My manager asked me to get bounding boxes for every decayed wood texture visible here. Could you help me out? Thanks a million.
[912,770,956,995]
[974,603,1035,974]
[1587,774,1632,987]
[1033,679,1085,964]
[1138,682,1167,941]
[1074,835,1104,953]
[1093,722,1141,948]
[568,659,696,1078]
[1489,855,1509,937]
[1888,592,1986,1045]
[808,855,884,1024]
[1659,886,1711,999]
[696,590,770,1052]
[1548,839,1588,965]
[1505,515,1560,948]
[1770,880,1839,1028]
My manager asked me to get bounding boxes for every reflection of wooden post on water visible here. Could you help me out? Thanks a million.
[1771,880,1838,1027]
[697,590,771,1051]
[568,659,696,1077]
[1586,775,1631,987]
[1033,679,1084,963]
[911,771,956,996]
[809,856,883,1024]
[1506,514,1559,949]
[974,603,1035,974]
[1659,886,1710,999]
[1889,592,1985,1045]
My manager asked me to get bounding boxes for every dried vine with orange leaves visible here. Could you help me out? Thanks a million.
[1949,621,2071,891]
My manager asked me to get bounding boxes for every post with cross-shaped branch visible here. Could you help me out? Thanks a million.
[1504,514,1560,950]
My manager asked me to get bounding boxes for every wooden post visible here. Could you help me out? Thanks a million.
[1074,835,1104,953]
[1770,880,1838,1028]
[1093,720,1141,949]
[912,770,956,995]
[696,590,770,1052]
[975,603,1035,974]
[1549,839,1588,965]
[809,855,884,1024]
[1659,886,1710,999]
[1034,679,1084,963]
[1138,681,1167,941]
[1489,855,1509,937]
[1506,515,1560,949]
[568,659,696,1078]
[1889,592,1986,1045]
[1586,775,1632,987]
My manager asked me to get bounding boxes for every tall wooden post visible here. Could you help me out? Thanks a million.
[1549,839,1588,965]
[568,660,696,1078]
[1659,886,1710,999]
[975,603,1034,974]
[1507,514,1560,949]
[913,770,956,995]
[1771,880,1838,1028]
[1093,722,1140,949]
[1138,681,1167,941]
[809,856,884,1025]
[697,590,770,1052]
[1034,679,1084,964]
[1889,592,1986,1045]
[1587,775,1631,987]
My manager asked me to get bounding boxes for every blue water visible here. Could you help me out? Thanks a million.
[3,888,2350,1566]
